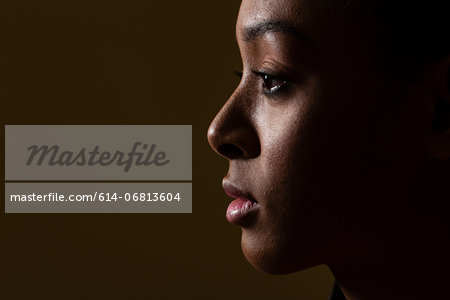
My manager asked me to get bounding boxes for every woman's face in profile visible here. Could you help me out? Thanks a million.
[208,0,432,273]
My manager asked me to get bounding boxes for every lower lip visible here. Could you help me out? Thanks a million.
[226,198,259,225]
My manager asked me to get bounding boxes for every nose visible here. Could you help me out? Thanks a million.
[207,93,260,160]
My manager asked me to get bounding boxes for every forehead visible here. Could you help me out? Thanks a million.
[237,0,310,32]
[236,0,346,42]
[237,0,325,27]
[236,0,373,58]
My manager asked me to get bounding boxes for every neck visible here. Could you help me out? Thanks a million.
[328,175,450,300]
[330,225,450,300]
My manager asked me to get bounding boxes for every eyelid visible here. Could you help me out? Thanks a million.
[251,70,278,78]
[233,69,286,81]
[251,70,288,83]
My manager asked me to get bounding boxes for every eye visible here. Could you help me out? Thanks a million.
[253,71,287,94]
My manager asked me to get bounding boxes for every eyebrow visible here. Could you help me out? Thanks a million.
[242,19,311,45]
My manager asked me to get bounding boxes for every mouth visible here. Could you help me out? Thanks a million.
[222,180,260,226]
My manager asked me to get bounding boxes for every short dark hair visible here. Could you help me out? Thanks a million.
[345,0,449,79]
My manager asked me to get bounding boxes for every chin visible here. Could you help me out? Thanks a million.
[240,228,320,275]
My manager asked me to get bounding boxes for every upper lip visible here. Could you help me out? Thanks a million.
[222,179,257,202]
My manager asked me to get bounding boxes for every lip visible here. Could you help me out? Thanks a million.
[222,180,259,226]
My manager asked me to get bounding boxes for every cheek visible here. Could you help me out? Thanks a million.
[254,93,323,222]
[242,91,366,270]
[258,131,329,237]
[242,100,331,270]
[256,106,305,214]
[255,95,311,177]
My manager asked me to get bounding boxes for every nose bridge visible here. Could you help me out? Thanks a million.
[207,88,261,159]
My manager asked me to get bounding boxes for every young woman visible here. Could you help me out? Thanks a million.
[207,0,449,299]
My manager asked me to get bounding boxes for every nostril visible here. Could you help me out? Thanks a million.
[218,143,244,159]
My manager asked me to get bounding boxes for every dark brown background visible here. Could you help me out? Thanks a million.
[0,0,334,298]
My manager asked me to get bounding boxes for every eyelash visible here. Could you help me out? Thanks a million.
[234,70,288,96]
[252,71,287,95]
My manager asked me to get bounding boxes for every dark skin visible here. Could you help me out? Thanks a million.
[207,0,450,299]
